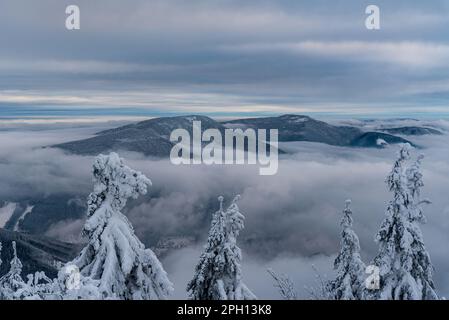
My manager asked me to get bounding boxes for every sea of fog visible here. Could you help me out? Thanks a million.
[0,118,448,298]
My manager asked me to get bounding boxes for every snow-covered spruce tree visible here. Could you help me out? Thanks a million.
[267,268,297,300]
[326,200,366,300]
[404,153,437,299]
[370,144,438,300]
[407,154,431,223]
[187,196,226,300]
[67,152,173,300]
[0,241,31,300]
[187,196,256,300]
[54,267,101,300]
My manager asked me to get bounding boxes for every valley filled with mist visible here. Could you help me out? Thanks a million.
[1,115,448,298]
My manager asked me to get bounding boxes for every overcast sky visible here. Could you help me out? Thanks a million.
[1,0,449,118]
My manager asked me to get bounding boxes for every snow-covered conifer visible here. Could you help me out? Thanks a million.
[407,154,430,223]
[327,200,366,300]
[0,241,30,300]
[187,195,256,300]
[371,144,438,300]
[404,153,437,299]
[68,152,173,300]
[23,271,57,300]
[55,267,100,300]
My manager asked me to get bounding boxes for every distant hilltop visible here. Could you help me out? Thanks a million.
[52,114,421,157]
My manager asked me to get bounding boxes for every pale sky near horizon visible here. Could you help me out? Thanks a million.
[1,0,449,118]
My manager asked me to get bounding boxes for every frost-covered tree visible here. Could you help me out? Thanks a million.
[370,144,438,300]
[187,196,226,300]
[0,241,30,300]
[69,152,173,300]
[404,153,437,299]
[407,154,431,223]
[305,265,331,300]
[54,266,100,300]
[23,271,58,300]
[327,200,366,300]
[187,195,256,300]
[267,268,297,300]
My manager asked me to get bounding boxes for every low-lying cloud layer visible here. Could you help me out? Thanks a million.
[0,120,448,298]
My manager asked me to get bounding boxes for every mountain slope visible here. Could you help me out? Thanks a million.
[3,195,86,235]
[54,115,226,156]
[350,132,413,147]
[53,114,413,156]
[223,115,412,148]
[224,115,362,145]
[0,229,81,278]
[378,126,443,136]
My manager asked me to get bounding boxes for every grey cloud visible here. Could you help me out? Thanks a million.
[45,218,85,243]
[1,0,449,115]
[163,246,335,299]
